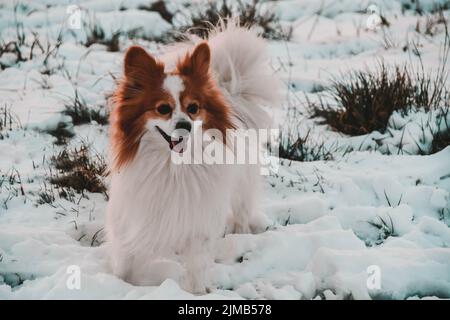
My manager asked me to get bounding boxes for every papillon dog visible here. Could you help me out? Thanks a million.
[106,22,280,292]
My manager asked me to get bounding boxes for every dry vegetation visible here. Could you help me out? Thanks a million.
[49,143,108,197]
[63,90,109,126]
[177,0,290,40]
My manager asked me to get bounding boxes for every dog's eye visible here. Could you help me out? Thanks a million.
[187,103,199,114]
[156,104,172,115]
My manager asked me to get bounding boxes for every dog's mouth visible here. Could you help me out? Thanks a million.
[156,126,188,153]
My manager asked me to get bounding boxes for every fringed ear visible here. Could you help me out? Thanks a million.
[124,46,164,84]
[190,42,210,75]
[177,42,211,81]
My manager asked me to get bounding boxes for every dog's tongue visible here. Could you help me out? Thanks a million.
[170,136,186,153]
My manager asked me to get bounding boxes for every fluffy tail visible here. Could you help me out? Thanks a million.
[207,21,281,129]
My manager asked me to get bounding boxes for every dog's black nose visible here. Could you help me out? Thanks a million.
[175,120,192,133]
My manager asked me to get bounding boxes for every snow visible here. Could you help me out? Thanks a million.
[1,0,449,299]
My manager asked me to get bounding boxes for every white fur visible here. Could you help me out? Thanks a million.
[208,21,281,129]
[106,23,280,292]
[163,75,184,114]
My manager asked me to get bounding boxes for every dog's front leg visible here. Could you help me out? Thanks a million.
[180,238,214,294]
[110,245,133,282]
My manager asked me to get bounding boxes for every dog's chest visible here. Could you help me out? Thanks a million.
[108,155,234,250]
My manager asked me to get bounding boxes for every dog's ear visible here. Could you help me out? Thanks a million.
[177,42,210,80]
[124,46,164,83]
[190,42,210,75]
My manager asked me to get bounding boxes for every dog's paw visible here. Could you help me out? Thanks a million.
[181,274,208,295]
[249,213,272,234]
[128,259,184,286]
[228,212,271,234]
[233,221,252,234]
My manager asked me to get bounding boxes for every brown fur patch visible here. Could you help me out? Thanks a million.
[176,42,235,138]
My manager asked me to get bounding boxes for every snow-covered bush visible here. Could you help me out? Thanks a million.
[0,106,21,140]
[175,0,290,40]
[47,142,108,200]
[401,0,450,14]
[310,63,421,135]
[310,61,449,136]
[63,90,109,126]
[305,24,450,156]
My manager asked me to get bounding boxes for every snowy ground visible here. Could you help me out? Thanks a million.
[0,0,449,299]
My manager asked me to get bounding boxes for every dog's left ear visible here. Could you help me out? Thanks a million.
[190,42,210,75]
[178,42,210,79]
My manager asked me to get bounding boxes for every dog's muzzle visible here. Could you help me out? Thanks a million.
[156,126,189,153]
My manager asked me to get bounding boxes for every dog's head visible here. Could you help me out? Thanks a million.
[111,42,234,170]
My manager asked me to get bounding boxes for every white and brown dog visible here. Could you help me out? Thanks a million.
[106,22,280,292]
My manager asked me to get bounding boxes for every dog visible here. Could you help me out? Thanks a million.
[106,22,280,292]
